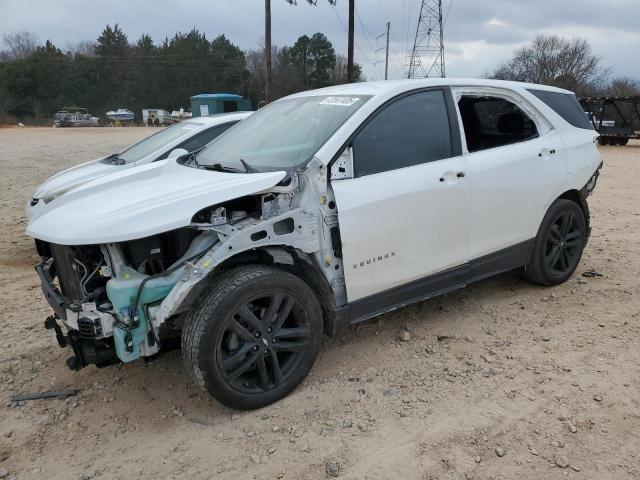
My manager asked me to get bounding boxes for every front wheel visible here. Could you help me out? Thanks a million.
[525,199,587,286]
[181,265,323,410]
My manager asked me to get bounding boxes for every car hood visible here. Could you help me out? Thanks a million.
[26,159,286,245]
[33,158,125,204]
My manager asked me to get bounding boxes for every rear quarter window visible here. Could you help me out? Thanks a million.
[528,90,593,130]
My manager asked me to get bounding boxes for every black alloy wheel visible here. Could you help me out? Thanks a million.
[218,292,310,394]
[525,199,587,286]
[544,211,583,277]
[181,265,323,410]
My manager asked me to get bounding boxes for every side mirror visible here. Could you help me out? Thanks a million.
[330,146,354,180]
[167,148,188,159]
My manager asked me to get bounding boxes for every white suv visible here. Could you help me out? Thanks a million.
[27,79,602,410]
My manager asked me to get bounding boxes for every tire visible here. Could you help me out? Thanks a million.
[181,265,323,410]
[524,199,587,286]
[619,138,629,146]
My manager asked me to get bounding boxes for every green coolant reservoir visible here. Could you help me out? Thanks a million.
[107,266,185,363]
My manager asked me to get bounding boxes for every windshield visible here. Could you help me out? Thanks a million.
[114,122,203,163]
[196,95,370,171]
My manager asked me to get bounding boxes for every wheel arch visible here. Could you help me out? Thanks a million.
[176,245,339,336]
[529,188,591,263]
[557,189,590,231]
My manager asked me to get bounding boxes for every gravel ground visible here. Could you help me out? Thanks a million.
[0,127,639,480]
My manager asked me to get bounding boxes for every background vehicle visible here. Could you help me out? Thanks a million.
[53,107,99,127]
[27,112,252,220]
[579,96,640,145]
[26,79,602,410]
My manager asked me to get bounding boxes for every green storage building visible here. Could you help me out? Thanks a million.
[190,93,252,117]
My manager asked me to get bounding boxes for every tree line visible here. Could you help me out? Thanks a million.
[0,26,361,123]
[1,28,637,124]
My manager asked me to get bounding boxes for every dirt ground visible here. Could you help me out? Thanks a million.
[0,127,639,480]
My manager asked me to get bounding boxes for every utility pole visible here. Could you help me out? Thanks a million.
[347,0,355,82]
[384,21,390,80]
[407,0,445,78]
[265,0,272,103]
[286,0,355,83]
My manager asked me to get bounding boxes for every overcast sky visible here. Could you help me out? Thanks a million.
[1,0,638,81]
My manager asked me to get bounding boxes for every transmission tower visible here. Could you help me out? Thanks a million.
[407,0,445,78]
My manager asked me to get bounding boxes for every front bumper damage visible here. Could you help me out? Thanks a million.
[36,261,118,370]
[35,207,324,371]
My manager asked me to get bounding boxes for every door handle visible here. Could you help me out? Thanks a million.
[539,148,557,157]
[439,171,466,183]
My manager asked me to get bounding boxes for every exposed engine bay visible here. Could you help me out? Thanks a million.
[35,164,346,370]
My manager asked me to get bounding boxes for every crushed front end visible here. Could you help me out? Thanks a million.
[35,241,120,369]
[34,227,215,369]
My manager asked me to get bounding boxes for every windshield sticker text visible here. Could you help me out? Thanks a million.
[320,97,361,107]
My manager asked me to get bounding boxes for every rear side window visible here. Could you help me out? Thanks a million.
[528,90,593,130]
[458,96,539,153]
[352,90,452,177]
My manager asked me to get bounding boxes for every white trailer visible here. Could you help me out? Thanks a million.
[142,109,175,126]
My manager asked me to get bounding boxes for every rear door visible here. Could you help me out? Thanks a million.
[332,89,471,302]
[454,91,567,259]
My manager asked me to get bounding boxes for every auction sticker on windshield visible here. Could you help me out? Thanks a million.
[319,96,361,107]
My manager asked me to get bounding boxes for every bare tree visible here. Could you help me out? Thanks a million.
[2,31,39,59]
[491,35,609,95]
[606,76,640,97]
[329,54,363,84]
[65,40,97,58]
[329,54,348,84]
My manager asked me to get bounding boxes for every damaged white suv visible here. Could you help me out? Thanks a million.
[27,79,602,409]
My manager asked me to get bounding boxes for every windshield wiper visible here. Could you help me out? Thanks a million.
[198,163,245,173]
[239,158,257,173]
[103,153,125,165]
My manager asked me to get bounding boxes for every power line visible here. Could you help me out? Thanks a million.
[354,5,378,40]
[329,4,374,65]
[354,5,384,78]
[443,0,454,25]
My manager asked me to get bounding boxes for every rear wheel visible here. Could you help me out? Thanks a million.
[181,265,322,410]
[525,199,587,286]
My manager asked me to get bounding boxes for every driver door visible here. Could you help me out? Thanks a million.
[332,89,470,303]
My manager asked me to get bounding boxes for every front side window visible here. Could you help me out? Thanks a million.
[196,95,370,172]
[112,122,204,164]
[352,90,452,177]
[458,96,539,153]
